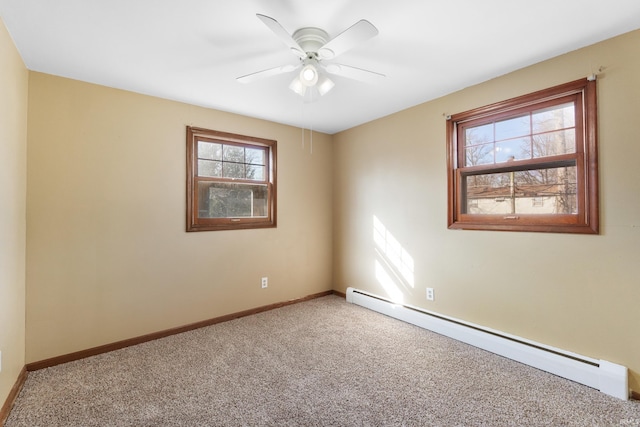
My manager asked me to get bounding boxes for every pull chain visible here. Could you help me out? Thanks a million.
[299,93,314,155]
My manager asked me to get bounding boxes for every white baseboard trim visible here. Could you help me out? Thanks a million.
[346,287,628,400]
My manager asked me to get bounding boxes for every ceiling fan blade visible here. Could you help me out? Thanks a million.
[256,14,306,58]
[322,63,385,84]
[237,64,299,84]
[317,20,379,60]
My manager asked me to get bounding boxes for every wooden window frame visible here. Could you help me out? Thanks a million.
[447,78,599,234]
[187,126,277,232]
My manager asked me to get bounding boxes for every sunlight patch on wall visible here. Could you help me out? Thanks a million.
[375,260,405,304]
[373,215,415,304]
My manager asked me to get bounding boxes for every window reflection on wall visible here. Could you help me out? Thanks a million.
[373,215,415,303]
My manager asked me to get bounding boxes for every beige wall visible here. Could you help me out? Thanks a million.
[25,73,333,362]
[333,29,640,391]
[0,17,28,405]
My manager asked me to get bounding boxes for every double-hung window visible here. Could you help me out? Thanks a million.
[187,127,277,231]
[447,79,598,233]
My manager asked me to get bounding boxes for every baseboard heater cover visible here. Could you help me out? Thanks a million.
[345,287,628,400]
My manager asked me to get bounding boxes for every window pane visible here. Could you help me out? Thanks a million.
[495,114,530,141]
[531,129,576,158]
[223,145,245,162]
[465,123,493,146]
[246,165,265,181]
[245,148,265,165]
[465,143,494,166]
[465,103,577,167]
[532,103,575,132]
[223,162,244,179]
[465,165,577,215]
[495,137,531,163]
[198,159,222,177]
[197,182,268,218]
[198,141,222,160]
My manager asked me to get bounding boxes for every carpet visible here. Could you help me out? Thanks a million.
[5,295,640,426]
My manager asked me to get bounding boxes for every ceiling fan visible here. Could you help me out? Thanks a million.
[237,14,384,101]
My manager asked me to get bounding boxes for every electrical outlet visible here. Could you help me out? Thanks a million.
[426,288,434,301]
[261,277,268,288]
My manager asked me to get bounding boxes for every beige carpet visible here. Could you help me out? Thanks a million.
[6,295,640,426]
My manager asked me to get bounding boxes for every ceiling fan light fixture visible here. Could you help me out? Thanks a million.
[289,77,306,96]
[299,64,319,87]
[317,75,335,96]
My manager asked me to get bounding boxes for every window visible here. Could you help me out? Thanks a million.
[187,127,276,231]
[447,78,598,234]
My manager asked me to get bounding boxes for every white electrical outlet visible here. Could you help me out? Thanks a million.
[426,288,434,301]
[261,277,268,288]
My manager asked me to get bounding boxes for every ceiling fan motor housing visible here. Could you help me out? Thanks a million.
[292,27,329,55]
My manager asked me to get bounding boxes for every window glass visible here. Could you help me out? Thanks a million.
[532,130,575,158]
[464,166,577,215]
[198,159,222,177]
[495,138,531,163]
[495,114,530,141]
[198,141,222,160]
[465,142,494,166]
[246,165,265,181]
[197,182,268,218]
[532,103,575,131]
[245,147,265,165]
[223,145,245,162]
[464,103,577,167]
[223,162,245,179]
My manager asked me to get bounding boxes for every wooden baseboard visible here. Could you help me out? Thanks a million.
[27,290,336,372]
[332,289,346,299]
[0,366,27,427]
[631,390,640,401]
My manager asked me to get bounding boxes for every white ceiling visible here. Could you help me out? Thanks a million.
[2,1,640,134]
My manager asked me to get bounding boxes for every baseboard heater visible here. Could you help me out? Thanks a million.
[345,287,629,400]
